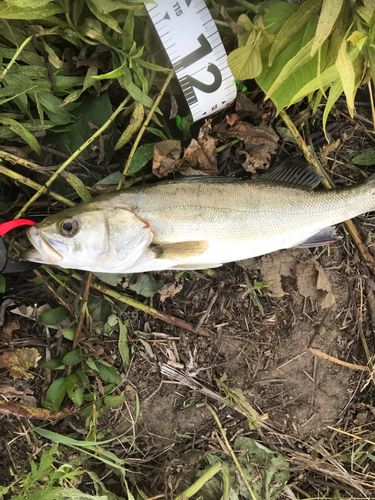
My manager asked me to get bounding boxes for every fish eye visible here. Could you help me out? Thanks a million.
[59,218,79,237]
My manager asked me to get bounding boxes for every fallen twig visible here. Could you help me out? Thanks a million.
[0,400,69,420]
[72,271,93,349]
[308,347,369,372]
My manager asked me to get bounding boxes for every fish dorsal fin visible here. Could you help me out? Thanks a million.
[260,161,323,189]
[151,241,209,260]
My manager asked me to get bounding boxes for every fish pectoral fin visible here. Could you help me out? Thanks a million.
[151,241,209,260]
[296,226,341,247]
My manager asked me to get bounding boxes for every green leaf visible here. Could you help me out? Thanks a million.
[118,319,129,371]
[42,359,65,370]
[94,272,126,285]
[136,58,169,72]
[0,274,5,293]
[39,306,69,326]
[93,60,128,80]
[0,116,41,154]
[62,327,75,340]
[115,102,144,150]
[95,362,121,384]
[322,78,343,141]
[132,274,164,297]
[228,45,262,80]
[104,395,126,407]
[118,66,155,109]
[44,377,66,411]
[0,4,63,19]
[62,349,81,366]
[311,0,344,57]
[54,92,113,159]
[336,38,355,117]
[268,0,322,64]
[128,142,154,173]
[64,172,92,202]
[352,151,375,165]
[66,372,84,406]
[86,0,123,32]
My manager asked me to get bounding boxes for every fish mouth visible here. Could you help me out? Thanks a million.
[22,226,65,264]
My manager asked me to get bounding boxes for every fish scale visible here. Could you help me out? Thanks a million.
[22,175,375,273]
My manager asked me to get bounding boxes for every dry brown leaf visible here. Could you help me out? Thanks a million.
[235,94,262,118]
[296,259,336,310]
[214,121,278,173]
[1,318,20,343]
[158,282,184,303]
[225,114,239,126]
[178,120,218,176]
[0,347,41,379]
[152,140,182,178]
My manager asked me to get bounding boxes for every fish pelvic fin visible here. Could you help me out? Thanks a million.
[296,226,341,248]
[150,241,209,260]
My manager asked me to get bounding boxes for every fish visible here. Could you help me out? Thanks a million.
[22,162,375,274]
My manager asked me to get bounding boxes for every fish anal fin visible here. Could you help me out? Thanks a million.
[151,241,209,260]
[296,227,341,248]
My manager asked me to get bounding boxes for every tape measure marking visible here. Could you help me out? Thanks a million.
[146,0,236,121]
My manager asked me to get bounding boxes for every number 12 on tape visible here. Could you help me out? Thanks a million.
[146,0,237,122]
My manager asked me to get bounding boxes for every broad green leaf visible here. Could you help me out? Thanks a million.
[39,306,69,326]
[263,2,299,35]
[118,319,129,371]
[322,78,343,141]
[86,0,123,33]
[264,37,315,101]
[62,349,81,366]
[95,362,121,384]
[54,92,113,159]
[336,38,355,117]
[228,45,262,80]
[44,377,66,411]
[62,327,75,340]
[0,4,63,18]
[66,373,84,406]
[128,142,154,173]
[352,151,375,165]
[257,13,327,112]
[5,0,54,7]
[268,0,322,64]
[291,44,359,103]
[94,272,127,285]
[132,274,164,297]
[0,116,41,154]
[104,395,126,407]
[0,274,5,293]
[311,0,344,57]
[42,359,65,370]
[115,102,144,150]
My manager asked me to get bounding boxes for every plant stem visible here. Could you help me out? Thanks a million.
[15,94,131,218]
[117,70,174,189]
[0,162,76,207]
[279,108,375,271]
[205,403,257,500]
[72,272,93,349]
[33,269,75,316]
[0,35,33,82]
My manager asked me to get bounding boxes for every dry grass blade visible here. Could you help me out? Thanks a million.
[308,348,369,372]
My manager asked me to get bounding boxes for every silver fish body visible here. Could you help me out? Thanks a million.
[23,176,375,273]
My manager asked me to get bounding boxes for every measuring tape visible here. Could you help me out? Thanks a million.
[146,0,237,122]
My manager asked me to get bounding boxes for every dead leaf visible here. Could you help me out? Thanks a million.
[0,385,37,407]
[1,318,20,343]
[158,282,184,302]
[214,121,278,173]
[178,120,217,176]
[152,121,218,178]
[152,140,182,178]
[0,347,41,379]
[0,400,69,420]
[235,94,262,118]
[296,259,336,309]
[225,114,239,126]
